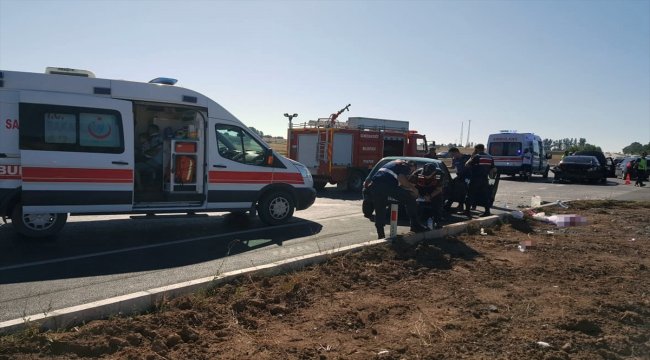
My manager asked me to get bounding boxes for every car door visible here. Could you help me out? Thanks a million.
[19,91,134,213]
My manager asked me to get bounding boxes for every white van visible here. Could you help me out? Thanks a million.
[487,131,551,180]
[0,68,315,238]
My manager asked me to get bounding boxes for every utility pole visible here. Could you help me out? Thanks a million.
[284,113,298,158]
[466,119,471,147]
[459,121,464,147]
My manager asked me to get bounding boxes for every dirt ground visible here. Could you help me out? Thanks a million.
[1,200,649,360]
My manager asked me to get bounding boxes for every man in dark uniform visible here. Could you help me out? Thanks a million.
[368,159,428,239]
[464,144,496,218]
[444,147,471,213]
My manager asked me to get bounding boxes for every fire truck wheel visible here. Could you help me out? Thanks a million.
[11,203,68,238]
[313,181,327,191]
[347,171,365,193]
[258,191,295,225]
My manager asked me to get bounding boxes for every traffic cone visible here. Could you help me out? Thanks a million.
[625,173,631,185]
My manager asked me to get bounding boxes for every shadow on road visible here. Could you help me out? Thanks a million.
[315,188,363,201]
[0,214,323,284]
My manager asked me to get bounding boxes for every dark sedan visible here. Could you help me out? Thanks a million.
[552,155,605,184]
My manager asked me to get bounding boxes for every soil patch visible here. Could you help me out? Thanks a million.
[2,200,649,359]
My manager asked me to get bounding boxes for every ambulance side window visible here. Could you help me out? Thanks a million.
[20,103,124,153]
[215,124,266,166]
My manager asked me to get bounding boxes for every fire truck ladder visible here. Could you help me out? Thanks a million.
[315,123,329,164]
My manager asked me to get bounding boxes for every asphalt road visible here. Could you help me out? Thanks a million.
[0,176,648,323]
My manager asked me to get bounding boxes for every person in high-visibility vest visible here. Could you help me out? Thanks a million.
[635,152,647,187]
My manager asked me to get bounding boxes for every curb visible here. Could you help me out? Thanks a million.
[0,211,518,335]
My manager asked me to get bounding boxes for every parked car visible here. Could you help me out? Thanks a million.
[616,156,650,180]
[361,156,452,219]
[552,155,605,184]
[572,150,615,182]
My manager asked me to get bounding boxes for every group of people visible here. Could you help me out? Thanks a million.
[628,152,648,187]
[365,144,496,239]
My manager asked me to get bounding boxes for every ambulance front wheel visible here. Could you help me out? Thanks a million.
[11,203,68,238]
[258,191,295,225]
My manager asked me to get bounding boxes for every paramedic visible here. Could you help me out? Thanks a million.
[464,144,496,218]
[444,147,471,213]
[367,160,428,239]
[410,163,444,229]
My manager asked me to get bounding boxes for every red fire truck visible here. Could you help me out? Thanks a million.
[287,113,429,192]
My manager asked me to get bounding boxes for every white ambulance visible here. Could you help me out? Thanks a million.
[486,131,551,180]
[0,68,315,238]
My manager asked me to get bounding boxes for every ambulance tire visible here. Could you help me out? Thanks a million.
[11,203,67,238]
[258,191,295,226]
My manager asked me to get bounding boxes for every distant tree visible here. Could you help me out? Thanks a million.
[578,138,586,148]
[542,139,553,152]
[249,127,264,137]
[622,142,649,155]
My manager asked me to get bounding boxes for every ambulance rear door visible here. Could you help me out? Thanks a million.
[19,91,134,213]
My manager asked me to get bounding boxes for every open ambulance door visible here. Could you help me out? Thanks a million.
[19,92,134,214]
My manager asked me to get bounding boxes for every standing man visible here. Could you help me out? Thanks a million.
[367,159,428,239]
[464,144,496,217]
[635,152,647,187]
[444,147,471,213]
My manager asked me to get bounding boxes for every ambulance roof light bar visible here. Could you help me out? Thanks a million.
[149,77,178,86]
[45,67,96,78]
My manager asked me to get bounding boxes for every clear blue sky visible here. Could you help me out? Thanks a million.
[1,0,648,153]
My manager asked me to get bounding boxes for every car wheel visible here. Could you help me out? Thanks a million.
[258,191,295,225]
[11,202,67,238]
[362,198,374,218]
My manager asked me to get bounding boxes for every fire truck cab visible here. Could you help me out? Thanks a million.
[0,68,315,238]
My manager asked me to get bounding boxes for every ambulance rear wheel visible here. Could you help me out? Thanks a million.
[258,191,295,225]
[11,203,67,238]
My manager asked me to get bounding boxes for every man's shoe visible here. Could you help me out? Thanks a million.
[464,210,472,218]
[377,230,385,239]
[480,212,492,217]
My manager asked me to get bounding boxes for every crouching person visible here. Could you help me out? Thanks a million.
[410,163,444,229]
[367,159,429,239]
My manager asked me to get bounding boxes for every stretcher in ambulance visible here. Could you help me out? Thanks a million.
[0,68,315,238]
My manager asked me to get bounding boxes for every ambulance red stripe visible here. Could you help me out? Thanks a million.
[22,167,133,183]
[209,171,303,184]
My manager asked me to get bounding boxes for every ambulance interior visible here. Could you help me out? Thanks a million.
[133,103,205,204]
